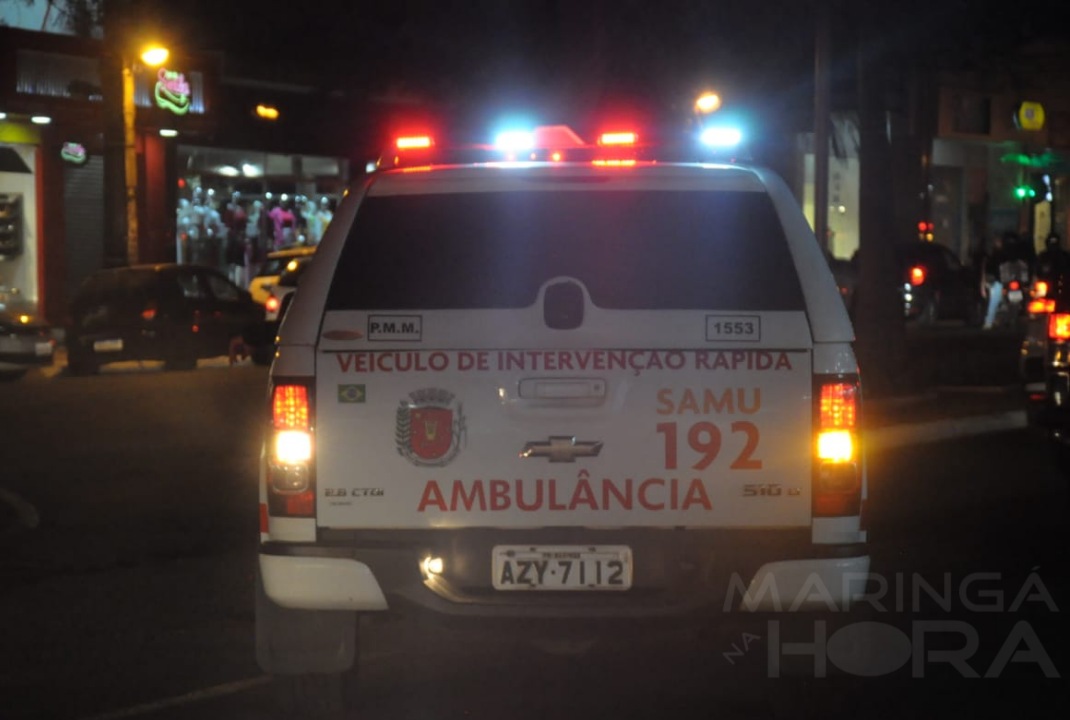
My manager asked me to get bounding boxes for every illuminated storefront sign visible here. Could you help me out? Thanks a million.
[60,142,87,164]
[155,68,191,115]
[1015,102,1046,132]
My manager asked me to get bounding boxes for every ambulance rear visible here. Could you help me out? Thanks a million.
[255,129,868,695]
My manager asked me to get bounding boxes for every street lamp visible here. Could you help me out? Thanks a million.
[122,42,169,265]
[694,92,722,115]
[692,91,723,140]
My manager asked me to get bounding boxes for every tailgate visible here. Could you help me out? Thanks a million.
[314,308,813,529]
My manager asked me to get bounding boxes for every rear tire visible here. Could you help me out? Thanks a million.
[276,669,360,720]
[256,572,360,718]
[67,349,99,376]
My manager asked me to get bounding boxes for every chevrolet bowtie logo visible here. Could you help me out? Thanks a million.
[520,436,603,463]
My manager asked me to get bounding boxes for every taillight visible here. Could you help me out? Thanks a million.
[141,301,157,321]
[267,381,315,517]
[1029,299,1056,314]
[265,295,280,314]
[1049,313,1070,341]
[908,265,926,286]
[814,377,862,517]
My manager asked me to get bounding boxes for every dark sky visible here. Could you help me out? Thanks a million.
[126,0,1069,145]
[143,1,824,102]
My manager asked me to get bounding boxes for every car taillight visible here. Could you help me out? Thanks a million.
[267,381,315,517]
[909,265,926,286]
[265,295,280,314]
[141,301,157,321]
[1029,299,1055,314]
[814,377,862,517]
[1049,313,1070,341]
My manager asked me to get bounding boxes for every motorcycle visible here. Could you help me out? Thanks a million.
[991,258,1031,328]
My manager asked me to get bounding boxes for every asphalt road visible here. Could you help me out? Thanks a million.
[1,356,1066,719]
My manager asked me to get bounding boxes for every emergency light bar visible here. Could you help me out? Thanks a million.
[699,127,743,148]
[378,121,749,170]
[495,131,536,152]
[395,135,433,150]
[598,131,638,146]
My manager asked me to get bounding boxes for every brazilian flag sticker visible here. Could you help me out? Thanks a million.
[338,384,366,403]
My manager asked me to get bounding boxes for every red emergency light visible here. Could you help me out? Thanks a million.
[598,131,638,146]
[395,135,433,150]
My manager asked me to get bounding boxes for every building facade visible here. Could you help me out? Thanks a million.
[0,26,355,323]
[796,38,1070,267]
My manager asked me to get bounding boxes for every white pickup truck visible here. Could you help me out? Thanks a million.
[255,125,869,714]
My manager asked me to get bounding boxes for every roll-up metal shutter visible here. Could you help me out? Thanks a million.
[63,155,105,299]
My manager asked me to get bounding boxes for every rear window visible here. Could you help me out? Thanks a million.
[326,190,804,311]
[74,269,156,307]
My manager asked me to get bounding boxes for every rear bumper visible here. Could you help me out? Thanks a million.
[67,330,160,362]
[0,335,54,368]
[0,350,53,368]
[259,528,869,623]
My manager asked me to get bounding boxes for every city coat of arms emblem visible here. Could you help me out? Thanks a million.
[395,388,465,466]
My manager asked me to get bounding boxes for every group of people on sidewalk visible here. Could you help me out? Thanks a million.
[977,229,1070,329]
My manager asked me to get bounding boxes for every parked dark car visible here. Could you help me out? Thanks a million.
[66,264,272,375]
[835,241,984,324]
[1032,273,1070,475]
[899,241,985,324]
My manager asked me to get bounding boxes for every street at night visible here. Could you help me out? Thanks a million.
[1,347,1065,719]
[4,2,1070,718]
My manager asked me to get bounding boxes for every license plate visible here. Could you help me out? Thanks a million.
[492,545,632,591]
[1009,290,1023,302]
[93,338,123,352]
[35,342,53,357]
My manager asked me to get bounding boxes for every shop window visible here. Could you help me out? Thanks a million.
[0,193,24,258]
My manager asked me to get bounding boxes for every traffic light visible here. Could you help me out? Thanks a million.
[1014,184,1037,201]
